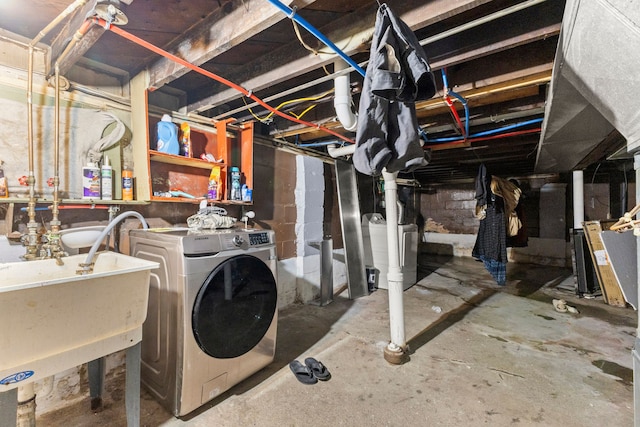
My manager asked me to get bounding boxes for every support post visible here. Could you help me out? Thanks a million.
[573,170,584,229]
[382,170,407,364]
[0,389,17,427]
[125,342,141,427]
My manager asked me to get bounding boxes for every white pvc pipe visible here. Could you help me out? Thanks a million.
[382,170,406,351]
[333,60,358,132]
[17,382,35,427]
[573,170,584,229]
[327,143,356,158]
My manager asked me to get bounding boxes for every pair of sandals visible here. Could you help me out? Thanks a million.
[289,357,331,385]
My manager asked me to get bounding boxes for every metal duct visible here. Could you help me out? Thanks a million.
[536,0,640,173]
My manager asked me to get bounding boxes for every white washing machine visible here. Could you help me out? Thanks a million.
[129,228,278,417]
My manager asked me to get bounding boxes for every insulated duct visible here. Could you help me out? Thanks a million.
[537,0,640,172]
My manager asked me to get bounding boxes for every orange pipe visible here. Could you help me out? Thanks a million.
[93,18,355,145]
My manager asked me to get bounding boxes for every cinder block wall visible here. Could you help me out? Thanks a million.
[420,184,478,234]
[419,178,572,267]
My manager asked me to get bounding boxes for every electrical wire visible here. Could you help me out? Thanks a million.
[265,0,366,77]
[243,89,334,123]
[290,19,333,75]
[94,18,355,145]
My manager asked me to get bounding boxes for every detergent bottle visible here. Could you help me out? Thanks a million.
[156,114,179,155]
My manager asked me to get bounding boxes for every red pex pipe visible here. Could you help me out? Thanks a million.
[444,95,466,138]
[424,128,541,150]
[93,18,355,145]
[56,205,111,209]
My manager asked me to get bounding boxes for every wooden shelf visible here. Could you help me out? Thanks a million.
[150,196,252,205]
[149,151,224,170]
[0,198,149,205]
[137,86,254,203]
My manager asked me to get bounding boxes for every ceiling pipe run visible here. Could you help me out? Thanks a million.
[265,0,366,77]
[333,60,358,132]
[95,17,354,144]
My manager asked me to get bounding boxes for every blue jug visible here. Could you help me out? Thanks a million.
[156,114,179,155]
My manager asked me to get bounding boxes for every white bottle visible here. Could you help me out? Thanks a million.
[101,155,113,200]
[82,162,100,199]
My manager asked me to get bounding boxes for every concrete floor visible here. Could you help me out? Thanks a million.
[37,255,636,426]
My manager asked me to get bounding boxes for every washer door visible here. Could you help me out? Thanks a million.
[192,254,277,359]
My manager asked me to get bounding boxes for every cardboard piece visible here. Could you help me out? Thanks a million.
[582,221,626,307]
[600,229,637,310]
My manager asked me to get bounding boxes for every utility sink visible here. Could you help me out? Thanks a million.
[0,252,158,391]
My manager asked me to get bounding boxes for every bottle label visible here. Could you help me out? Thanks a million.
[101,168,113,200]
[122,171,134,200]
[83,167,100,199]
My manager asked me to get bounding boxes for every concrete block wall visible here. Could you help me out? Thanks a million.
[420,185,479,234]
[252,143,297,259]
[419,178,571,267]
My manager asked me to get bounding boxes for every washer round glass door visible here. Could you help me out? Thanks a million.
[192,254,277,359]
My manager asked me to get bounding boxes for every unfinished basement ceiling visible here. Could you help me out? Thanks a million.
[0,0,631,186]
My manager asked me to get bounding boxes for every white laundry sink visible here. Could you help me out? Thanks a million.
[0,252,158,391]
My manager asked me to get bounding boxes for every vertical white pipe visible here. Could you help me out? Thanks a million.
[573,170,584,229]
[17,383,36,427]
[382,170,406,354]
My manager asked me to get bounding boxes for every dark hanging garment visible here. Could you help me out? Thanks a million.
[474,163,489,218]
[353,3,436,176]
[473,196,508,264]
[472,164,508,285]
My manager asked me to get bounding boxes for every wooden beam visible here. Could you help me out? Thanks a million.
[415,68,552,112]
[49,0,102,75]
[574,130,627,170]
[187,0,495,113]
[430,23,561,69]
[147,0,320,90]
[272,68,551,140]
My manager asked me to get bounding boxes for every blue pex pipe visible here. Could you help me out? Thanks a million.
[265,0,366,77]
[297,140,342,148]
[425,118,544,143]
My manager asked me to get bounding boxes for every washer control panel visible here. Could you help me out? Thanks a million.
[249,232,270,246]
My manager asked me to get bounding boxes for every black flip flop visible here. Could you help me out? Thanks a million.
[304,357,331,381]
[289,360,317,385]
